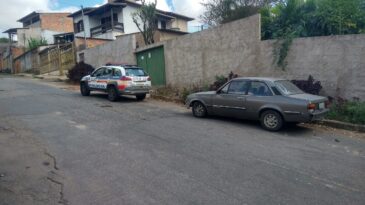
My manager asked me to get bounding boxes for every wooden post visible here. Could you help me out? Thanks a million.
[111,8,114,31]
[58,45,63,76]
[47,50,51,75]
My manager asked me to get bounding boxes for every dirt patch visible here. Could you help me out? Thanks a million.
[302,123,365,140]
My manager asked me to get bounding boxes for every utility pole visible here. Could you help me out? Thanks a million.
[7,32,13,73]
[81,5,87,49]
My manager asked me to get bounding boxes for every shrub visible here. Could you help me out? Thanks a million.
[291,75,322,95]
[327,99,365,125]
[67,62,95,82]
[210,71,239,90]
[179,84,209,103]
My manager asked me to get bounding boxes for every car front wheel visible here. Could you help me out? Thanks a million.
[192,102,207,118]
[260,110,283,131]
[80,83,90,96]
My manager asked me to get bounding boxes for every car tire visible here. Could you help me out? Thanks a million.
[80,83,90,96]
[107,86,119,102]
[192,102,207,118]
[260,110,284,131]
[136,94,146,101]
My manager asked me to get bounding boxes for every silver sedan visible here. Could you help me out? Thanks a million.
[186,77,329,131]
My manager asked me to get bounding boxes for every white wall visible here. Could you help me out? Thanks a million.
[122,6,140,34]
[17,27,42,47]
[74,15,92,38]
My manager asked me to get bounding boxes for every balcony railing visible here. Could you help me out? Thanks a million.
[90,22,124,37]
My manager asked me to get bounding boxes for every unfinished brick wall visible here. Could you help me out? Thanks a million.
[75,38,112,51]
[40,13,74,33]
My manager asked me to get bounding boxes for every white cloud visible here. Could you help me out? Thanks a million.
[171,0,205,25]
[0,0,49,34]
[0,0,79,37]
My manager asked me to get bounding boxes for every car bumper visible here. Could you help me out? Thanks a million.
[119,87,150,95]
[285,109,329,123]
[309,109,330,121]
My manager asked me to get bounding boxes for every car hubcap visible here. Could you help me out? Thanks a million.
[264,114,278,128]
[195,104,205,116]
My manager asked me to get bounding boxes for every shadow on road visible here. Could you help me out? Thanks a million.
[76,93,147,104]
[179,113,313,136]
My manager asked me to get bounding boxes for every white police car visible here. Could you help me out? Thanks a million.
[80,64,152,101]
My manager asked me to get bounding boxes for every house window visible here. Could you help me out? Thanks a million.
[161,20,166,30]
[31,16,40,24]
[101,14,118,25]
[75,20,84,33]
[24,21,31,27]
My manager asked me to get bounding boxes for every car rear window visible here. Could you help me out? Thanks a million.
[125,68,147,77]
[274,80,304,95]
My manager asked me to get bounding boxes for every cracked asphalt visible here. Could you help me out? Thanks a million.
[0,76,365,205]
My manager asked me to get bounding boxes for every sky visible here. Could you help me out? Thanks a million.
[0,0,205,37]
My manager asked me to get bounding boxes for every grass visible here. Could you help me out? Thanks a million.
[327,101,365,125]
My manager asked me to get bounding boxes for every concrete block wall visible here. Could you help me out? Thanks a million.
[161,14,365,100]
[82,14,365,100]
[164,14,261,87]
[80,34,137,68]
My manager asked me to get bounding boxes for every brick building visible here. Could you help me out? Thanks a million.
[15,12,74,47]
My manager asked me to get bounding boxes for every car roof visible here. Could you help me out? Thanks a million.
[103,65,142,69]
[233,77,286,82]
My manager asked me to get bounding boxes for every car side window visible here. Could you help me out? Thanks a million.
[112,69,122,77]
[248,81,273,96]
[93,68,105,77]
[228,80,249,94]
[103,68,113,77]
[219,83,230,94]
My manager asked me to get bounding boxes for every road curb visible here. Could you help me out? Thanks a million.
[318,120,365,133]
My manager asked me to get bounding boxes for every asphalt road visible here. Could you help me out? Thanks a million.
[1,76,365,205]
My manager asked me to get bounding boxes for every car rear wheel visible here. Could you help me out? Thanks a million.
[136,94,146,101]
[192,102,207,118]
[107,86,119,102]
[80,83,90,96]
[260,110,283,131]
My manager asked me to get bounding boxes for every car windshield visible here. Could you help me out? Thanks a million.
[274,80,304,95]
[125,68,147,77]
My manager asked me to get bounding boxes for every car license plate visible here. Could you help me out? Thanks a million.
[319,102,325,110]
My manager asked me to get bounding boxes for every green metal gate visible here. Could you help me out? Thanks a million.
[136,46,166,86]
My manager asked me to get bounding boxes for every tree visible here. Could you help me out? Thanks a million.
[132,0,158,45]
[316,0,365,35]
[260,0,365,68]
[0,37,10,43]
[201,0,279,26]
[27,37,48,50]
[262,0,365,39]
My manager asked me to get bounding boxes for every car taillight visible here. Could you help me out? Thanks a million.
[147,76,151,81]
[120,76,132,81]
[308,103,316,112]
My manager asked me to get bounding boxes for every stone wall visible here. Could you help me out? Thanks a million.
[83,14,365,100]
[160,14,365,100]
[163,15,261,88]
[256,35,365,100]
